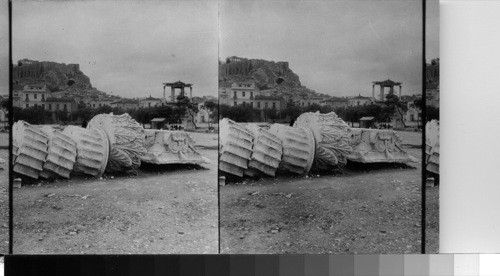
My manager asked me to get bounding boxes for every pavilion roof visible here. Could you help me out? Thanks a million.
[164,80,193,88]
[372,79,402,86]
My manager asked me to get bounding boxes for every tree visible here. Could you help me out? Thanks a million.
[204,100,218,129]
[280,105,303,122]
[177,93,199,128]
[13,107,51,124]
[385,94,407,128]
[219,104,259,122]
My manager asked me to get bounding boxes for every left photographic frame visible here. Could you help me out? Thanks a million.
[10,0,219,254]
[0,0,10,256]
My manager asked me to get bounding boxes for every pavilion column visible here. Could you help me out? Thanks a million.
[189,87,192,99]
[380,86,384,101]
[163,86,166,102]
[372,85,375,99]
[399,85,402,98]
[171,87,175,102]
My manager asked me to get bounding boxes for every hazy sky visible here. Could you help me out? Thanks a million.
[220,0,423,97]
[426,0,439,61]
[12,1,218,99]
[0,0,8,95]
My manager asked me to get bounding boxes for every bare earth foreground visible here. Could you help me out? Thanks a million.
[221,131,422,254]
[0,133,9,253]
[426,185,439,253]
[14,132,218,254]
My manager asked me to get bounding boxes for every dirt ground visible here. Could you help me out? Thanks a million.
[13,133,218,254]
[426,184,439,253]
[0,132,9,254]
[220,130,422,254]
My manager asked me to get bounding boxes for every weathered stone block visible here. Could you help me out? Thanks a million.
[39,126,77,179]
[425,120,439,175]
[294,111,352,172]
[62,126,109,177]
[13,121,49,179]
[268,124,315,176]
[141,129,210,165]
[347,128,418,163]
[244,123,283,177]
[88,113,146,173]
[219,118,254,177]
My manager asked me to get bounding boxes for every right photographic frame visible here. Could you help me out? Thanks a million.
[218,0,424,254]
[424,0,440,254]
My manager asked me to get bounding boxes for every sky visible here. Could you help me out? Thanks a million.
[11,1,218,99]
[426,0,439,61]
[220,0,424,97]
[0,0,8,95]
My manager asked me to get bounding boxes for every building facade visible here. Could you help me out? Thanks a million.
[14,84,49,109]
[348,95,373,107]
[43,97,78,115]
[139,96,162,108]
[254,95,286,111]
[320,97,349,108]
[111,99,140,110]
[230,81,259,107]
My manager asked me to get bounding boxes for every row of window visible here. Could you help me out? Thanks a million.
[26,103,68,111]
[21,93,46,101]
[233,101,277,109]
[233,91,254,98]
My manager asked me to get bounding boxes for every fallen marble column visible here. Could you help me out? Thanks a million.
[243,123,283,177]
[141,129,210,165]
[219,118,254,177]
[62,125,110,177]
[268,124,315,176]
[425,120,440,175]
[39,126,77,179]
[88,113,147,173]
[294,111,353,172]
[13,121,49,179]
[346,128,418,163]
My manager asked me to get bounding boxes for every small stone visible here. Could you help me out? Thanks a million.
[69,231,77,235]
[13,178,22,188]
[271,229,279,234]
[178,231,184,235]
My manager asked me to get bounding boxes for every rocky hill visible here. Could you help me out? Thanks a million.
[219,56,315,94]
[13,59,92,92]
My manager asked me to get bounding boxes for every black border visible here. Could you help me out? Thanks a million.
[421,0,427,254]
[8,0,13,255]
